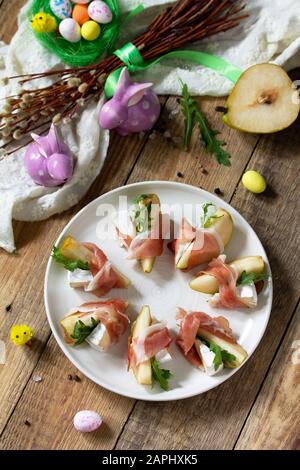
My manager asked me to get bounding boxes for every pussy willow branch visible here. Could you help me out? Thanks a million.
[0,0,247,155]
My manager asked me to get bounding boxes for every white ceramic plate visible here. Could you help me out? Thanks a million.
[44,181,272,401]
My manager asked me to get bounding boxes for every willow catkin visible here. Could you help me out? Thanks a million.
[1,0,248,154]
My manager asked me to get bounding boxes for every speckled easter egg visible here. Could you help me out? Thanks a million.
[72,4,90,25]
[74,410,102,433]
[81,20,101,41]
[59,18,81,43]
[88,1,113,24]
[50,0,72,20]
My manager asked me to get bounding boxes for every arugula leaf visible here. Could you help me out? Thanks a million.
[71,317,99,346]
[238,271,269,286]
[52,246,89,272]
[195,107,231,166]
[180,80,195,151]
[151,357,173,391]
[179,80,231,166]
[197,336,236,370]
[221,350,237,364]
[200,202,223,228]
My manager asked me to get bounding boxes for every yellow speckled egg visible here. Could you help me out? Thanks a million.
[81,20,101,41]
[242,170,267,193]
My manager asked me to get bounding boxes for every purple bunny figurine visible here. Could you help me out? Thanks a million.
[99,68,161,135]
[24,124,74,187]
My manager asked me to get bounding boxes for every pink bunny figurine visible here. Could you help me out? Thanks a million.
[99,68,161,136]
[24,124,74,187]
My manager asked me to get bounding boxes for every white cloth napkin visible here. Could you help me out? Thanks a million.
[1,0,300,252]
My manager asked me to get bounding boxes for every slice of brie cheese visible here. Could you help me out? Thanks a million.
[85,323,111,352]
[68,269,93,288]
[236,283,258,308]
[195,339,223,376]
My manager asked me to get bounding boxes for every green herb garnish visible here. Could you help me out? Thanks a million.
[133,194,153,205]
[133,194,156,233]
[197,336,236,370]
[221,350,237,364]
[71,318,99,346]
[151,357,173,391]
[180,80,231,166]
[238,271,269,286]
[200,202,223,228]
[52,246,89,272]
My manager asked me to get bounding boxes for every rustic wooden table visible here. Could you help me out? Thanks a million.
[0,0,300,451]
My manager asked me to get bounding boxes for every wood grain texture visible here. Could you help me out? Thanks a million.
[127,97,258,192]
[116,110,300,450]
[0,0,25,43]
[0,93,258,449]
[0,129,153,443]
[1,0,300,451]
[235,302,300,450]
[0,336,134,450]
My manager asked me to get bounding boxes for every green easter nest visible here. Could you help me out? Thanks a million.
[29,0,121,66]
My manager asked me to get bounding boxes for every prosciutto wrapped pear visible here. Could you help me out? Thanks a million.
[128,305,173,390]
[61,299,129,351]
[190,255,267,309]
[116,194,164,273]
[176,308,248,375]
[52,236,130,296]
[169,204,233,270]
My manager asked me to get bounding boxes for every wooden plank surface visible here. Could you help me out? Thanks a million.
[0,0,300,451]
[0,130,152,443]
[116,114,300,450]
[0,91,257,450]
[235,302,300,450]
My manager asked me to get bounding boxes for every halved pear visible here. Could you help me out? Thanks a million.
[190,255,265,294]
[223,64,300,134]
[131,305,152,385]
[176,208,233,270]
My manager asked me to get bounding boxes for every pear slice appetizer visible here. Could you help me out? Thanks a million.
[58,236,95,264]
[197,328,248,369]
[60,310,99,344]
[130,305,152,385]
[61,312,112,351]
[176,208,233,270]
[190,255,265,294]
[223,64,300,134]
[134,194,161,274]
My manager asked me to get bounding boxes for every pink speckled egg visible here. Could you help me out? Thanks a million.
[88,1,113,24]
[73,410,102,433]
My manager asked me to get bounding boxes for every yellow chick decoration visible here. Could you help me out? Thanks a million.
[10,325,34,346]
[31,13,57,33]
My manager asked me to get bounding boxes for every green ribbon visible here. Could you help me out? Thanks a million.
[104,42,243,98]
[108,5,146,55]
